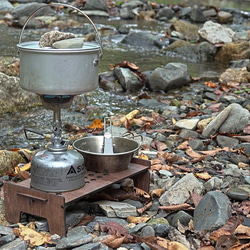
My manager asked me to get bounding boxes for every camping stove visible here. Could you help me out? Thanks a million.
[29,95,85,192]
[16,3,103,192]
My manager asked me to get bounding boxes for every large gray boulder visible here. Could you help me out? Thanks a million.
[146,63,190,92]
[193,191,232,231]
[202,103,250,137]
[173,41,218,62]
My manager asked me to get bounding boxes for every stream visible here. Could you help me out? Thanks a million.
[0,0,249,150]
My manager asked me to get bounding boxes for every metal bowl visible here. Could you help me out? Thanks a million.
[72,136,140,173]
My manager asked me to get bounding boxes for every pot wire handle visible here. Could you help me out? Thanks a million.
[18,2,103,59]
[122,132,143,144]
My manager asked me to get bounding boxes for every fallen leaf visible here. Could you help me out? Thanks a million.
[100,221,128,236]
[149,189,165,198]
[207,103,222,112]
[137,201,153,214]
[158,151,179,164]
[185,146,207,162]
[156,237,189,250]
[87,119,104,129]
[15,223,53,247]
[215,234,239,250]
[151,141,168,151]
[138,152,149,160]
[101,235,125,248]
[243,124,250,134]
[127,215,150,224]
[204,81,217,88]
[209,216,244,242]
[15,162,31,173]
[159,203,193,212]
[133,187,150,199]
[234,224,250,238]
[189,190,203,207]
[194,172,212,181]
[120,109,139,123]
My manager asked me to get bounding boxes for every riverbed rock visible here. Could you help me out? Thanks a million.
[193,191,232,231]
[216,135,239,148]
[219,103,249,134]
[174,118,200,130]
[120,0,145,19]
[0,0,13,14]
[190,5,207,23]
[92,200,138,218]
[159,173,203,205]
[216,41,250,64]
[147,63,190,92]
[198,21,236,44]
[11,2,54,20]
[172,41,218,62]
[156,6,174,21]
[121,31,164,49]
[202,103,249,137]
[83,0,107,11]
[217,10,233,23]
[0,238,27,250]
[219,67,250,83]
[169,20,199,42]
[0,73,40,115]
[114,67,143,92]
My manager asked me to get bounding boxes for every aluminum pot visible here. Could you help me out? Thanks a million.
[17,3,103,95]
[72,136,141,173]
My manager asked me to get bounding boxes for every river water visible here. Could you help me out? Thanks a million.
[0,1,249,149]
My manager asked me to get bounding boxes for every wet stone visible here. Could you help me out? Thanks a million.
[226,187,249,201]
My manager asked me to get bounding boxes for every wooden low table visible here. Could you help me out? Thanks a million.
[4,158,150,236]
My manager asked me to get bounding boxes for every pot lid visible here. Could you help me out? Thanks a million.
[17,41,100,53]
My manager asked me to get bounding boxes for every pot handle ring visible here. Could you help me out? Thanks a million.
[17,2,103,59]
